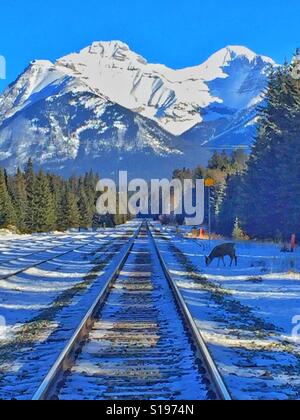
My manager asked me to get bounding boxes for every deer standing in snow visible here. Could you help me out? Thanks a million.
[205,243,238,267]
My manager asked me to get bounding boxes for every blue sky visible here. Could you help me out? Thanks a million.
[0,0,299,91]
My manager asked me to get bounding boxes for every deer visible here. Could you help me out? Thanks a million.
[205,243,238,267]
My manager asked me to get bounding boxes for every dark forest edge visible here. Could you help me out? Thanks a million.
[218,51,300,241]
[0,158,130,234]
[173,51,300,242]
[0,160,100,233]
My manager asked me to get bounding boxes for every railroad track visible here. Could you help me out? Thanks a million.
[31,222,231,401]
[0,233,85,261]
[0,237,97,267]
[0,226,140,400]
[0,227,132,268]
[0,230,131,280]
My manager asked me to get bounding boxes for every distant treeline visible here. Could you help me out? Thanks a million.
[172,148,249,235]
[174,51,300,241]
[0,159,100,233]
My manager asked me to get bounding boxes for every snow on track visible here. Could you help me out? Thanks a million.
[0,232,108,277]
[0,223,138,400]
[58,227,212,400]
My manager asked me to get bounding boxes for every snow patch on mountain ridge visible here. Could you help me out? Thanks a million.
[0,42,276,177]
[0,42,275,137]
[51,42,274,135]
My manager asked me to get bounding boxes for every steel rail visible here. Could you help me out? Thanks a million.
[147,223,232,401]
[0,235,101,266]
[31,224,141,400]
[0,231,127,281]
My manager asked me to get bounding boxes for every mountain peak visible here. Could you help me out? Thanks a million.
[83,40,132,58]
[57,40,148,68]
[210,45,275,66]
[225,45,260,59]
[90,40,130,51]
[194,45,275,83]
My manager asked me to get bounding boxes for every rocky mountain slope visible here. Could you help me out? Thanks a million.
[0,42,275,177]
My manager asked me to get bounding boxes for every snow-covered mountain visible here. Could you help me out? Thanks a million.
[0,42,275,177]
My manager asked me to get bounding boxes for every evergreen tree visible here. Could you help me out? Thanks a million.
[172,168,193,183]
[217,173,244,236]
[231,149,248,172]
[11,168,28,232]
[233,218,246,240]
[193,165,206,180]
[0,169,16,228]
[24,158,36,231]
[208,150,231,171]
[78,182,93,228]
[48,174,65,231]
[65,189,81,229]
[33,171,56,232]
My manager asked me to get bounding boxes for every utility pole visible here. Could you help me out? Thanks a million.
[205,178,215,251]
[208,186,211,250]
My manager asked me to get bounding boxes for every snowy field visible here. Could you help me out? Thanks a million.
[151,224,300,400]
[0,223,139,400]
[1,222,300,400]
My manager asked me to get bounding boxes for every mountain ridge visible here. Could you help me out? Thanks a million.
[0,42,275,177]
